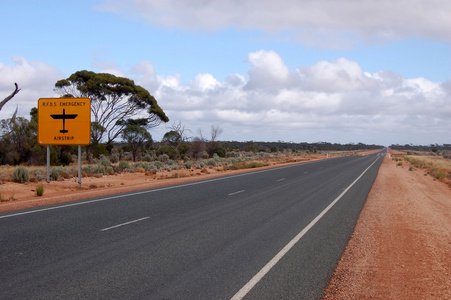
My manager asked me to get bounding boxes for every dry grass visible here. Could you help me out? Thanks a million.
[404,155,451,185]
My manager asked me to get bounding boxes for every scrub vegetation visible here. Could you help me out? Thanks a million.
[391,147,451,187]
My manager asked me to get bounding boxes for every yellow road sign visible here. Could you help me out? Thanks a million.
[38,98,91,145]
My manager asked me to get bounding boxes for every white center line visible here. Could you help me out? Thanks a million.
[228,190,245,196]
[101,217,150,232]
[276,178,286,182]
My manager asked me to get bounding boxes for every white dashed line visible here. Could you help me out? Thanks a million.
[101,217,150,232]
[228,190,245,196]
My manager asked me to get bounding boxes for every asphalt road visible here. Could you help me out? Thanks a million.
[0,151,384,299]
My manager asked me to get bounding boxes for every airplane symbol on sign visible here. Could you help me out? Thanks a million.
[50,109,78,134]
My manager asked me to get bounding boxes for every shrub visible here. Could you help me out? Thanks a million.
[106,166,115,175]
[149,165,158,173]
[118,161,130,171]
[109,153,119,163]
[135,167,145,173]
[13,166,30,183]
[50,167,73,181]
[156,145,179,160]
[245,161,264,168]
[97,165,105,175]
[143,152,156,162]
[50,168,59,181]
[133,162,148,171]
[184,161,192,169]
[158,154,170,163]
[152,161,163,170]
[98,156,112,167]
[207,159,217,166]
[36,184,44,196]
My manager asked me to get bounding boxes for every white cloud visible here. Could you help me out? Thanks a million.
[245,50,290,91]
[0,56,63,119]
[1,52,450,145]
[98,0,451,47]
[131,50,450,145]
[189,73,220,91]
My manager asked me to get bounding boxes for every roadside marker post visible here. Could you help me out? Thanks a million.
[37,98,91,186]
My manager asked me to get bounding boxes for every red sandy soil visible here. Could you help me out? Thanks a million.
[323,151,451,299]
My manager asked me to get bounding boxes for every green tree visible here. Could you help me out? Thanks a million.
[54,70,169,146]
[0,108,43,165]
[121,125,152,161]
[163,121,191,158]
[162,130,181,147]
[87,121,106,159]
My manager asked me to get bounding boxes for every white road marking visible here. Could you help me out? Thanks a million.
[303,171,309,174]
[100,217,150,232]
[228,190,245,196]
[230,156,381,300]
[276,178,285,182]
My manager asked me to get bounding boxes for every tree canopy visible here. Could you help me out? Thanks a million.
[54,71,168,145]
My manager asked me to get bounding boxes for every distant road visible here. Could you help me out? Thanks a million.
[0,151,384,299]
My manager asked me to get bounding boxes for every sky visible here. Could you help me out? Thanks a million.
[1,0,450,146]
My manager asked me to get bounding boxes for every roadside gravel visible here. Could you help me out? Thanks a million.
[323,153,451,299]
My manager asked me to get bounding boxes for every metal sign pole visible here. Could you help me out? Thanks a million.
[78,145,82,187]
[47,145,50,183]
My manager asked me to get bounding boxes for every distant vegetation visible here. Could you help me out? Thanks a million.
[390,144,451,154]
[0,107,384,167]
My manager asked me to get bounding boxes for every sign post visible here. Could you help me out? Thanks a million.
[38,98,91,186]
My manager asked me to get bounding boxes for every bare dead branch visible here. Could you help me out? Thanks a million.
[0,83,20,111]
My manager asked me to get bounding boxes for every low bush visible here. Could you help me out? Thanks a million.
[158,154,170,163]
[225,161,265,170]
[13,166,30,183]
[118,161,130,171]
[98,156,112,167]
[148,161,161,170]
[207,159,217,166]
[135,167,145,173]
[36,184,44,196]
[133,162,149,171]
[106,166,115,175]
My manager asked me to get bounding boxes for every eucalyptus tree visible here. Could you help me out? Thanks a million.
[54,71,168,146]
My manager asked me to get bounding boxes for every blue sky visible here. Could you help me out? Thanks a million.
[1,0,450,146]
